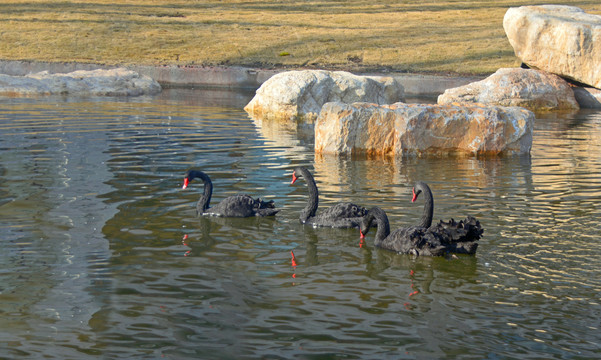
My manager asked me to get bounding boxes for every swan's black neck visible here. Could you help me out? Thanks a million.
[293,167,318,222]
[362,207,390,246]
[185,170,213,214]
[413,181,433,228]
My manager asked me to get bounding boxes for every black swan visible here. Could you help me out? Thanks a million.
[359,182,482,256]
[290,166,369,228]
[182,170,278,217]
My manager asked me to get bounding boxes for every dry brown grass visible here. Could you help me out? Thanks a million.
[1,0,600,75]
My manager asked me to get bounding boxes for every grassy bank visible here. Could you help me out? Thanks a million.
[1,0,600,75]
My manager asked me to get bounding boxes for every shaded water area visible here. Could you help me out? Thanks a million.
[1,88,600,358]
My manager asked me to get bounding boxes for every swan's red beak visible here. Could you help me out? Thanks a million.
[182,178,190,189]
[412,187,418,202]
[291,172,298,185]
[359,229,365,239]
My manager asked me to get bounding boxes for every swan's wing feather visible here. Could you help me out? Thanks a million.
[315,202,367,220]
[209,195,258,217]
[377,226,424,253]
[375,226,449,256]
[306,216,360,228]
[206,195,278,217]
[305,202,368,228]
[374,213,483,256]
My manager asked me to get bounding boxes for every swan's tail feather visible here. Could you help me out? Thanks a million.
[430,215,483,255]
[253,198,278,216]
[255,198,276,209]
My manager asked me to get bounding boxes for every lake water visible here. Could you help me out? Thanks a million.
[1,88,600,359]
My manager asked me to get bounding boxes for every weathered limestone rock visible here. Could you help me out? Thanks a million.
[244,70,404,122]
[504,5,601,88]
[315,102,534,156]
[0,68,161,96]
[437,68,579,111]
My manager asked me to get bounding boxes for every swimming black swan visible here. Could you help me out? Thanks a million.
[182,170,278,217]
[290,166,369,228]
[359,182,482,256]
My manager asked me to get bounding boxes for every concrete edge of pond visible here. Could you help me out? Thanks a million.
[0,59,485,96]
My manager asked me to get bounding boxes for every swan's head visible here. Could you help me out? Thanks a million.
[359,209,378,238]
[182,170,196,189]
[359,217,368,238]
[182,170,210,189]
[183,170,197,189]
[359,225,368,239]
[412,181,430,202]
[412,187,421,202]
[291,166,311,185]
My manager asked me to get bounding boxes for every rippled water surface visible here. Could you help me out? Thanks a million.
[1,89,600,359]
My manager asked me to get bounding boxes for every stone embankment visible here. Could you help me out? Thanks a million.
[0,68,161,96]
[0,60,480,96]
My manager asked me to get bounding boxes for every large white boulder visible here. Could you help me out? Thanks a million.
[437,68,579,111]
[244,70,404,122]
[314,102,534,156]
[0,68,161,96]
[504,5,601,89]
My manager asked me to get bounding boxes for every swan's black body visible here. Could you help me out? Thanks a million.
[291,166,369,228]
[360,182,482,256]
[183,170,278,217]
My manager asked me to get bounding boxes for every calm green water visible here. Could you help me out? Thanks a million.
[1,89,600,359]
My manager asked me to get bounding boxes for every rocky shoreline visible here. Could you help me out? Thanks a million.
[2,5,599,157]
[244,5,601,157]
[0,68,161,97]
[0,59,481,96]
